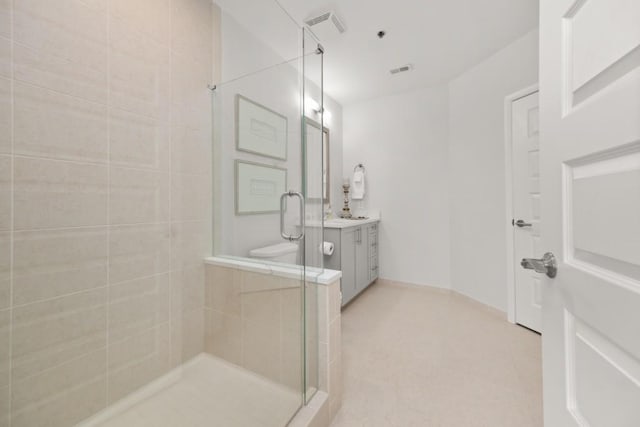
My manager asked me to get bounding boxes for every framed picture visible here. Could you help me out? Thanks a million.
[235,160,287,215]
[236,94,288,160]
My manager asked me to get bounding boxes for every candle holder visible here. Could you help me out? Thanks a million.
[340,183,352,218]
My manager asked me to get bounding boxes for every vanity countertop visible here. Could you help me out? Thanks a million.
[307,217,380,229]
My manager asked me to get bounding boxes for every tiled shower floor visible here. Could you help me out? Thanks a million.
[94,355,301,427]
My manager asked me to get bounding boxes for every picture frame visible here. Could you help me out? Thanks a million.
[235,160,287,215]
[236,94,288,160]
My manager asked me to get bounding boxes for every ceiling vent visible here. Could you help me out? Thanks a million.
[304,11,346,41]
[390,64,414,75]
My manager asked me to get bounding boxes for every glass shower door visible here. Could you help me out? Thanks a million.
[209,1,324,424]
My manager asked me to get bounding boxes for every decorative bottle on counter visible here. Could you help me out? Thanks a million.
[340,183,352,218]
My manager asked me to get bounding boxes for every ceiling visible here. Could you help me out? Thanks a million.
[278,0,539,105]
[217,0,539,105]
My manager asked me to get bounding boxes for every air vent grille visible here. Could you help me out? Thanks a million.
[304,11,346,37]
[305,12,331,27]
[390,64,414,75]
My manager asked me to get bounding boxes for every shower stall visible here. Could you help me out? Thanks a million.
[205,0,327,424]
[0,0,329,425]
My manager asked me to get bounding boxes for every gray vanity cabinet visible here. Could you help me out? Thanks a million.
[354,227,370,292]
[367,223,379,281]
[338,228,358,305]
[324,221,379,307]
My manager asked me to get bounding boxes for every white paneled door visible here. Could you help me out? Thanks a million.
[512,92,542,333]
[540,0,640,425]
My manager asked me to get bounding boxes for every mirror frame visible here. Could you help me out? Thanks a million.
[304,117,330,204]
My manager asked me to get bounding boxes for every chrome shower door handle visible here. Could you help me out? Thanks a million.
[280,191,305,242]
[521,252,558,278]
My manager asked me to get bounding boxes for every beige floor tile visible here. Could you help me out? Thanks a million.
[332,281,543,427]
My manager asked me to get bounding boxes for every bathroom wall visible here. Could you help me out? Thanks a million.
[342,85,451,288]
[448,30,539,311]
[0,0,215,425]
[213,10,343,260]
[341,30,538,300]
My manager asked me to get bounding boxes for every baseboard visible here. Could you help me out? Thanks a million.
[376,278,507,320]
[450,288,507,320]
[376,277,452,294]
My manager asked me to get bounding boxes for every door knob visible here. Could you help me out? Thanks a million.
[514,219,532,227]
[521,252,557,278]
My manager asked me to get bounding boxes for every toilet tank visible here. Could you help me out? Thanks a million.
[249,242,299,265]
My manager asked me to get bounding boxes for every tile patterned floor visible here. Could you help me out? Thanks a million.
[331,280,543,427]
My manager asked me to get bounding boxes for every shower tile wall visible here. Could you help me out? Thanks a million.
[204,265,303,392]
[0,0,215,426]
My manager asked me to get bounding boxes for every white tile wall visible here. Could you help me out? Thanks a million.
[0,0,215,425]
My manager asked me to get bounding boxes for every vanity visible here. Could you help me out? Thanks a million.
[323,218,380,306]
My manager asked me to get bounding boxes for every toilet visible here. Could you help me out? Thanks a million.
[249,242,299,264]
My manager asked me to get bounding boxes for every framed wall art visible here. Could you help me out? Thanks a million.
[236,94,288,160]
[235,160,287,215]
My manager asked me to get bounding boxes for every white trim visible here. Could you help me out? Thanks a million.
[504,84,539,324]
[288,391,329,427]
[204,256,342,285]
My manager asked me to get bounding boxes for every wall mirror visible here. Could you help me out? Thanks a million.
[305,118,330,204]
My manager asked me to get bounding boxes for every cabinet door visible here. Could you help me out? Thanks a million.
[340,228,357,305]
[368,223,379,281]
[355,227,370,292]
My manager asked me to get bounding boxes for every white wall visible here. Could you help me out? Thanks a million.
[343,86,451,288]
[448,30,539,311]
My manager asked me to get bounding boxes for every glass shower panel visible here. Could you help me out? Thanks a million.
[302,27,324,402]
[210,0,324,423]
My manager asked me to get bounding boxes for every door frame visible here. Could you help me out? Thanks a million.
[504,84,539,324]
